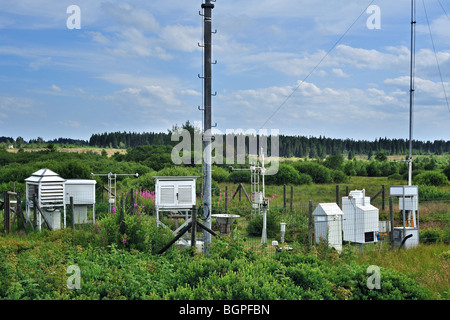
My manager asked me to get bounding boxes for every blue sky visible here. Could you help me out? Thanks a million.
[0,0,449,142]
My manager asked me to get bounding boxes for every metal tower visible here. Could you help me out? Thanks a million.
[201,0,215,252]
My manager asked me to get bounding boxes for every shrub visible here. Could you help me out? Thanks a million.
[420,228,449,244]
[211,166,230,183]
[246,211,279,238]
[298,173,313,185]
[228,170,251,183]
[418,185,450,201]
[331,169,348,183]
[388,173,403,180]
[442,164,450,180]
[291,161,332,184]
[413,171,449,186]
[265,164,301,185]
[366,161,381,177]
[323,155,344,170]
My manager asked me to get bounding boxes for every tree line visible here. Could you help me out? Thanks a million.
[1,123,449,158]
[78,130,450,157]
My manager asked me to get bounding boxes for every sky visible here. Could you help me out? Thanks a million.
[0,0,449,143]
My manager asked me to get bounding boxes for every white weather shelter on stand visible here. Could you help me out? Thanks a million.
[390,185,419,248]
[25,169,66,230]
[153,176,200,250]
[153,176,198,225]
[313,203,343,253]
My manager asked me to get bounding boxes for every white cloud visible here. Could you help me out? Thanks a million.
[107,27,171,60]
[49,84,61,92]
[0,96,34,115]
[160,24,201,52]
[101,2,160,33]
[56,120,81,128]
[86,31,111,45]
[332,68,349,78]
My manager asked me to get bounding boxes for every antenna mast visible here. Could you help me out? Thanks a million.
[201,0,215,251]
[408,0,416,186]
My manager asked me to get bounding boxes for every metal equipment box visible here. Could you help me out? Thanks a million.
[342,189,379,244]
[153,176,198,209]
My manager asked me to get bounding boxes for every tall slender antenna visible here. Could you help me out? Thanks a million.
[408,0,416,186]
[201,0,215,252]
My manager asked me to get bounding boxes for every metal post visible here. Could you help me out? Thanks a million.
[261,204,267,244]
[191,205,197,250]
[283,184,286,212]
[70,196,75,229]
[224,186,228,214]
[389,196,394,248]
[202,0,214,253]
[382,185,385,211]
[33,193,37,230]
[308,200,313,247]
[290,186,293,213]
[130,188,135,215]
[408,0,416,187]
[4,191,10,234]
[336,185,340,207]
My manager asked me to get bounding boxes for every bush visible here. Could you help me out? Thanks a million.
[413,171,449,186]
[211,166,230,183]
[331,169,348,183]
[298,173,313,185]
[265,164,301,185]
[246,211,279,238]
[323,155,344,170]
[418,185,450,201]
[291,161,332,184]
[420,228,450,244]
[228,170,251,183]
[388,173,403,180]
[443,164,450,181]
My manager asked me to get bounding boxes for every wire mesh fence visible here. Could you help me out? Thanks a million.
[1,185,449,254]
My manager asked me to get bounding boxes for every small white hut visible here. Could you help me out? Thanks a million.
[313,203,343,253]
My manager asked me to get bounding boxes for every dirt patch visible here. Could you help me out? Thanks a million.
[6,147,127,157]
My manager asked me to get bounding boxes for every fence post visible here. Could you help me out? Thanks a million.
[225,186,228,214]
[4,191,10,234]
[119,198,126,234]
[130,188,135,215]
[336,185,340,207]
[382,185,385,211]
[308,200,313,248]
[290,186,293,213]
[389,196,394,248]
[33,193,37,230]
[191,205,197,250]
[283,184,287,212]
[70,196,75,229]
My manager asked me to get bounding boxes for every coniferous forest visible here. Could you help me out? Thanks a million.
[2,120,449,158]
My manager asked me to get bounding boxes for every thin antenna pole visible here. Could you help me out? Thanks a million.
[202,0,214,252]
[408,0,416,186]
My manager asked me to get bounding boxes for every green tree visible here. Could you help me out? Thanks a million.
[323,154,344,170]
[375,152,387,162]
